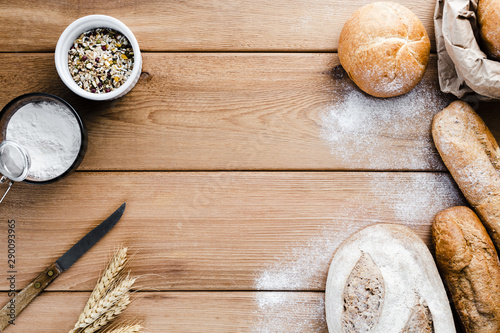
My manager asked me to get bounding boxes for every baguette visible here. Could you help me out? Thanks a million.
[325,224,455,333]
[432,206,500,333]
[432,101,500,251]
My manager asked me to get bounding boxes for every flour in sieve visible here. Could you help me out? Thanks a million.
[6,101,82,181]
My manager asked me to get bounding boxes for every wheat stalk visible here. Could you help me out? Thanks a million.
[103,324,143,333]
[69,247,130,333]
[95,247,128,294]
[80,276,136,328]
[81,293,131,333]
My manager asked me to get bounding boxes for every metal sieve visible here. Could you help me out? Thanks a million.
[0,140,31,203]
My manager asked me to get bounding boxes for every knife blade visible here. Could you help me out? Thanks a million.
[0,203,125,331]
[56,203,126,271]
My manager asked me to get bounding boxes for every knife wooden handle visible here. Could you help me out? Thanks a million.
[0,262,61,331]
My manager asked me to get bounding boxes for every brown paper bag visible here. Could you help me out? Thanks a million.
[435,0,500,101]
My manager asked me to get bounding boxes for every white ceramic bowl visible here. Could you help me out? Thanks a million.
[55,15,142,101]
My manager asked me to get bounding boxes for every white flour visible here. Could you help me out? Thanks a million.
[253,174,465,293]
[251,224,360,332]
[6,101,82,181]
[320,81,454,169]
[368,173,467,224]
[251,71,461,331]
[255,227,343,291]
[252,292,326,332]
[252,174,466,331]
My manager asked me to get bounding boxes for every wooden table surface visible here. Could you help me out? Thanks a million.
[1,0,499,331]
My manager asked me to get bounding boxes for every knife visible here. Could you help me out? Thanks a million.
[0,203,126,331]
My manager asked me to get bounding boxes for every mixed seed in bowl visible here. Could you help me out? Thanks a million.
[68,28,134,94]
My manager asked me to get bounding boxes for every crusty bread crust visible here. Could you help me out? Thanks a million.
[433,206,500,333]
[338,2,430,98]
[432,101,500,250]
[478,0,500,60]
[325,224,455,333]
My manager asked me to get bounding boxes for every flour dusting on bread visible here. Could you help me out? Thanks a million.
[325,224,455,332]
[338,2,430,98]
[432,206,500,333]
[432,101,500,249]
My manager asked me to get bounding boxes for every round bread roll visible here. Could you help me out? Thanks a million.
[478,0,500,60]
[338,2,430,98]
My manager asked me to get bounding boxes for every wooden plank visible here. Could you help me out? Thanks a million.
[0,53,471,171]
[0,291,467,332]
[0,171,466,291]
[0,291,327,332]
[0,0,437,52]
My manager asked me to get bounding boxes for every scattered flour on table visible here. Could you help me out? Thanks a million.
[255,226,343,291]
[251,215,374,332]
[251,292,326,332]
[252,173,466,291]
[320,82,453,169]
[251,174,465,331]
[254,207,378,291]
[368,173,467,224]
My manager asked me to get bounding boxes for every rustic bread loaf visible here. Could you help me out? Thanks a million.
[325,224,455,333]
[478,0,500,60]
[433,206,500,333]
[338,2,430,98]
[432,101,500,251]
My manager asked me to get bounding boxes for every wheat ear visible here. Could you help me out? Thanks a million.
[103,323,143,333]
[94,247,128,295]
[81,293,131,333]
[69,248,129,333]
[79,276,136,328]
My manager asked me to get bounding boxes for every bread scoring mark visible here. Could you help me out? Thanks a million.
[337,1,429,98]
[353,36,428,72]
[345,36,427,97]
[402,296,434,333]
[342,252,384,332]
[405,37,430,67]
[388,2,428,68]
[476,132,500,171]
[355,37,409,52]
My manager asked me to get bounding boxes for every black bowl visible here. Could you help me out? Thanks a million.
[0,93,87,184]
